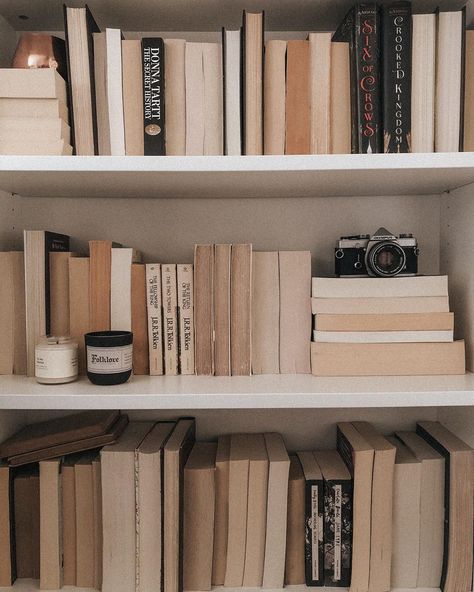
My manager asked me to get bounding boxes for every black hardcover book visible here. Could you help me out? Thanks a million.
[382,1,412,153]
[142,38,166,155]
[44,231,70,335]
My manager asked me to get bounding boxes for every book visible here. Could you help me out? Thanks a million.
[435,11,464,152]
[243,434,268,587]
[122,39,144,155]
[285,455,305,585]
[194,245,214,375]
[231,244,252,376]
[311,340,466,376]
[242,11,264,155]
[312,275,448,298]
[105,29,125,155]
[214,244,231,376]
[262,433,290,589]
[39,457,62,590]
[145,264,164,376]
[0,68,67,102]
[64,5,99,154]
[183,442,217,591]
[0,139,72,155]
[212,435,231,586]
[285,40,310,155]
[177,264,194,375]
[142,38,165,155]
[203,43,224,155]
[337,423,374,592]
[163,418,196,592]
[164,39,186,155]
[131,263,149,375]
[314,312,454,332]
[313,450,352,587]
[50,251,75,336]
[185,43,205,155]
[382,2,412,153]
[111,247,141,331]
[89,240,113,332]
[330,42,351,154]
[93,31,110,155]
[223,30,242,155]
[0,252,26,375]
[352,422,396,592]
[313,330,454,343]
[74,454,95,588]
[309,33,332,154]
[14,468,40,579]
[0,464,13,586]
[312,295,450,315]
[68,257,90,374]
[252,251,280,375]
[464,30,474,151]
[101,422,155,592]
[61,458,76,586]
[416,421,474,592]
[0,98,68,121]
[296,450,324,586]
[263,40,287,155]
[279,251,311,374]
[162,264,178,375]
[411,13,436,152]
[0,117,70,143]
[395,431,444,587]
[386,436,421,588]
[24,230,70,376]
[92,457,102,590]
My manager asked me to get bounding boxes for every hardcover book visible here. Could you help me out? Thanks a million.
[285,455,305,585]
[212,435,231,585]
[142,37,165,155]
[14,467,40,579]
[0,464,14,586]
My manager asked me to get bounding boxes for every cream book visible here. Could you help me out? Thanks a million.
[312,275,449,298]
[50,252,76,337]
[162,264,178,375]
[263,40,286,155]
[309,33,331,154]
[185,43,205,155]
[314,312,454,332]
[203,43,223,155]
[313,330,453,343]
[330,41,351,154]
[214,244,231,376]
[0,117,70,143]
[122,40,144,155]
[61,460,76,586]
[74,454,95,588]
[0,98,68,122]
[231,244,252,376]
[223,31,242,155]
[39,458,62,591]
[177,264,194,375]
[284,455,305,585]
[312,295,450,315]
[106,29,125,155]
[0,139,72,155]
[243,11,264,155]
[68,257,89,374]
[194,245,214,375]
[0,68,67,102]
[164,39,186,155]
[110,248,141,331]
[146,264,163,376]
[212,435,231,586]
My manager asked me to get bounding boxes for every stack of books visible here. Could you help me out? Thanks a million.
[0,69,71,155]
[311,275,466,376]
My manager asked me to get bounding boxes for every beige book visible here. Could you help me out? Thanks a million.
[309,33,331,154]
[162,264,178,375]
[214,244,231,376]
[61,462,76,586]
[50,251,76,336]
[264,40,287,155]
[464,31,474,151]
[89,240,113,332]
[177,264,194,375]
[165,39,186,155]
[39,458,62,590]
[203,43,223,155]
[0,253,14,374]
[146,264,163,376]
[352,422,396,592]
[284,455,305,585]
[223,30,241,155]
[185,43,205,155]
[244,12,264,155]
[183,443,217,591]
[0,68,67,102]
[311,340,466,376]
[285,40,310,155]
[68,257,90,374]
[313,329,453,343]
[194,245,214,375]
[93,32,110,155]
[315,312,454,332]
[395,431,444,587]
[101,422,155,592]
[231,244,252,375]
[279,251,311,373]
[312,275,449,298]
[111,247,142,331]
[122,40,144,155]
[212,435,231,585]
[330,41,351,154]
[252,252,279,374]
[243,434,269,587]
[262,433,290,588]
[0,138,72,155]
[10,252,26,375]
[0,97,68,122]
[75,455,95,588]
[337,423,374,592]
[312,295,450,315]
[386,436,421,588]
[0,117,70,144]
[0,464,12,586]
[131,263,149,375]
[92,458,102,590]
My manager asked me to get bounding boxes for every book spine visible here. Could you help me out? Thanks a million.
[44,232,70,336]
[161,264,178,375]
[305,479,324,586]
[142,38,165,155]
[323,479,352,586]
[177,264,195,375]
[382,1,412,153]
[145,264,163,376]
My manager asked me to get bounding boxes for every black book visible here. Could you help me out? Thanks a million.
[382,1,412,153]
[333,3,382,153]
[142,38,166,155]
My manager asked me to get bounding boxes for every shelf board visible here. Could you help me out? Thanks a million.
[1,154,474,199]
[0,373,473,410]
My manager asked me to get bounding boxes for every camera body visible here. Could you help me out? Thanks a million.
[335,227,419,277]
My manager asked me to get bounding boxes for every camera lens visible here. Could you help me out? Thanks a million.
[367,241,406,277]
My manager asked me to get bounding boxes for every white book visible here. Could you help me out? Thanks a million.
[0,139,72,156]
[263,40,286,155]
[145,264,164,376]
[185,43,205,155]
[164,39,186,156]
[161,264,178,375]
[224,30,241,155]
[177,264,194,375]
[106,28,126,156]
[203,43,223,155]
[313,330,453,343]
[0,117,70,143]
[312,275,448,298]
[111,248,141,331]
[312,295,450,315]
[309,33,331,155]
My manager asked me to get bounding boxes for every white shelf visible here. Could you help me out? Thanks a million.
[1,153,474,198]
[0,374,473,410]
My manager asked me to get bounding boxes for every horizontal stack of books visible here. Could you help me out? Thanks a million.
[311,275,466,376]
[0,412,472,592]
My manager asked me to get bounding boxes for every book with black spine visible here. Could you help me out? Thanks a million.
[142,37,165,155]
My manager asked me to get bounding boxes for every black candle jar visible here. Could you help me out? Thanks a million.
[85,331,133,385]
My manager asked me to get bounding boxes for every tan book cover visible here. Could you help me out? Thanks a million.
[194,245,214,375]
[74,455,95,588]
[14,470,40,579]
[92,458,102,590]
[284,455,305,585]
[315,312,454,332]
[312,295,450,315]
[11,252,26,374]
[177,264,195,375]
[0,253,14,374]
[212,435,231,585]
[185,43,205,155]
[165,39,186,155]
[93,32,110,155]
[330,41,351,154]
[183,443,217,591]
[264,40,287,155]
[122,40,144,155]
[464,31,474,151]
[0,465,12,586]
[89,240,112,331]
[69,257,90,374]
[214,244,231,376]
[244,12,264,155]
[50,251,76,336]
[309,33,331,154]
[252,251,279,374]
[161,264,178,375]
[0,68,67,101]
[285,40,310,155]
[146,264,164,376]
[279,251,311,374]
[0,97,69,122]
[231,244,252,375]
[111,247,142,332]
[131,263,149,375]
[39,458,62,590]
[61,463,76,586]
[203,43,223,155]
[312,275,449,298]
